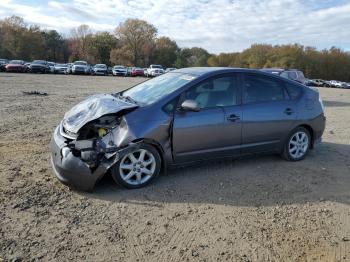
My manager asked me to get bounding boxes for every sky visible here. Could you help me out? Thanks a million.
[1,0,350,53]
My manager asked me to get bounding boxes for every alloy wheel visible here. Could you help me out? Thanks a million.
[119,149,156,186]
[288,131,309,159]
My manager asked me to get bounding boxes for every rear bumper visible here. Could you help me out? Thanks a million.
[310,113,326,148]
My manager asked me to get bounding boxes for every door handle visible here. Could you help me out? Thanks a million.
[227,114,240,122]
[284,108,294,115]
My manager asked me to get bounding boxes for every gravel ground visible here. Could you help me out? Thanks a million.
[0,73,349,262]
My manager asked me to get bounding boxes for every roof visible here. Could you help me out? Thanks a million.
[174,67,260,76]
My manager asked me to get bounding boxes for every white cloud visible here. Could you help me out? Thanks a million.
[1,0,350,53]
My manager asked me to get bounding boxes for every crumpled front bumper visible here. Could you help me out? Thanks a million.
[50,125,140,191]
[50,126,106,191]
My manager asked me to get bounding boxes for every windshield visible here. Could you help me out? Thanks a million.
[114,66,124,69]
[10,60,23,64]
[122,72,197,106]
[33,60,46,65]
[95,64,106,68]
[74,61,87,66]
[151,65,162,69]
[56,64,67,67]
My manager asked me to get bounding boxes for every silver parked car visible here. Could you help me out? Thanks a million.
[50,67,326,191]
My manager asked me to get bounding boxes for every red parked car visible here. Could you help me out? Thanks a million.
[130,67,144,77]
[6,60,27,73]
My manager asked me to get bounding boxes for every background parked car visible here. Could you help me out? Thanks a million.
[145,64,164,77]
[71,61,90,75]
[329,80,348,88]
[5,60,27,73]
[261,68,306,85]
[130,67,144,77]
[54,63,69,74]
[312,79,331,87]
[92,64,108,75]
[48,62,55,73]
[112,65,127,76]
[0,59,9,72]
[29,60,50,73]
[305,79,317,87]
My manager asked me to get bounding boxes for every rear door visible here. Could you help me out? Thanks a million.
[172,74,242,163]
[240,73,297,153]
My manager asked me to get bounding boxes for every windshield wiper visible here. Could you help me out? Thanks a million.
[117,94,138,105]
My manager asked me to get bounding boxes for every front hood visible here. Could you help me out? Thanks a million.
[62,94,138,134]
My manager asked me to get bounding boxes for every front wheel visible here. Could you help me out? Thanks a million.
[282,127,311,161]
[111,144,161,189]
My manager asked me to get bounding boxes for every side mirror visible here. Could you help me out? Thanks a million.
[180,99,200,112]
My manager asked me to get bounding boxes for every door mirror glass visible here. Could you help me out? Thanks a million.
[180,99,200,112]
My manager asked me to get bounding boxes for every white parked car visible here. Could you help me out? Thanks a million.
[145,64,164,77]
[71,61,90,75]
[112,65,127,76]
[329,80,348,88]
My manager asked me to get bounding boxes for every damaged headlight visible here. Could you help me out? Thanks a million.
[76,115,120,140]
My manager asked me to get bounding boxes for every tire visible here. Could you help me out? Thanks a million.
[282,127,311,161]
[111,143,161,189]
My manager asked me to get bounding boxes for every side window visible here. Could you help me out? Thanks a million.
[183,76,237,109]
[280,72,288,79]
[288,71,298,80]
[285,83,302,100]
[243,74,285,104]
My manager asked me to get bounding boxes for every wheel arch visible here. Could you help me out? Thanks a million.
[132,138,168,173]
[297,124,315,148]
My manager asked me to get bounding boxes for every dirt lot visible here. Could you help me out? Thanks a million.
[0,73,349,261]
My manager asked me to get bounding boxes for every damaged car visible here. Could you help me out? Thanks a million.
[50,67,326,191]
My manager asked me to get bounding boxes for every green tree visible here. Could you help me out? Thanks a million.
[152,37,179,67]
[114,19,157,66]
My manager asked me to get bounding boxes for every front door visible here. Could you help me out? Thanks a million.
[172,75,242,163]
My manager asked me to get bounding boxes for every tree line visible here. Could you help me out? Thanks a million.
[1,15,349,81]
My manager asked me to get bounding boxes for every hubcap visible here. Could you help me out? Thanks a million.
[119,149,156,185]
[289,131,309,159]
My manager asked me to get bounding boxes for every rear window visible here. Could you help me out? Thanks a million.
[285,83,302,100]
[243,74,285,104]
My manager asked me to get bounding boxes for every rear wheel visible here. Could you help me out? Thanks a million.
[282,127,311,161]
[111,143,161,189]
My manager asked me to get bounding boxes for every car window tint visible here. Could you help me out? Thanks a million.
[285,83,302,100]
[243,74,284,104]
[184,76,237,109]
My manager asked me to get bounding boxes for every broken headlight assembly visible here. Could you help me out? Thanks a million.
[77,115,120,140]
[66,115,121,168]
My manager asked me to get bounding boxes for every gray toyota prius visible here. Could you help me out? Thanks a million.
[50,67,326,191]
